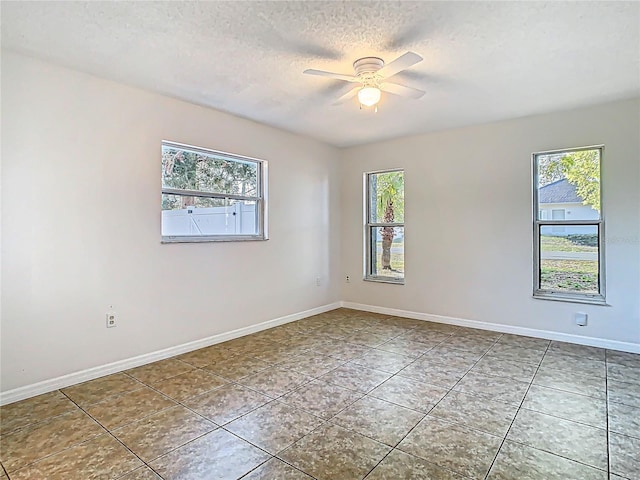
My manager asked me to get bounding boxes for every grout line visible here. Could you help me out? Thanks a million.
[306,314,627,476]
[0,409,109,475]
[481,342,615,478]
[516,405,607,432]
[111,466,155,480]
[6,312,632,480]
[213,341,374,480]
[107,384,276,478]
[123,340,377,472]
[499,437,611,474]
[230,317,430,478]
[0,406,81,438]
[411,334,510,478]
[605,349,611,479]
[237,456,320,480]
[481,340,551,479]
[501,374,606,400]
[353,330,479,478]
[206,342,564,478]
[68,374,305,480]
[58,390,168,480]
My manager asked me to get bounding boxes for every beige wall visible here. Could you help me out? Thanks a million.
[2,51,638,395]
[1,52,341,391]
[340,98,640,346]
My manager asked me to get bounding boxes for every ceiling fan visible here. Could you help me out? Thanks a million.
[303,52,425,110]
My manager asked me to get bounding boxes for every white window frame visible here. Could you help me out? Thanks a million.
[364,169,405,284]
[161,141,268,243]
[532,145,605,305]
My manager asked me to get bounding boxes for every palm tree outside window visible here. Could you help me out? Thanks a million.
[365,170,404,283]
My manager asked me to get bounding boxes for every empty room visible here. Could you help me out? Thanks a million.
[1,1,639,479]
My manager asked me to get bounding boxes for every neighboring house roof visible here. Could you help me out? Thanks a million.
[539,178,583,204]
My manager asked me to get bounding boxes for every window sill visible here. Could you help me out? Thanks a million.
[162,235,267,243]
[364,276,405,285]
[533,292,609,306]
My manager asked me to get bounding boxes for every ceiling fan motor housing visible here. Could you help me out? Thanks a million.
[353,57,384,76]
[303,52,425,105]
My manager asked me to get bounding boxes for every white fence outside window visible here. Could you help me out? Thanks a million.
[162,203,257,237]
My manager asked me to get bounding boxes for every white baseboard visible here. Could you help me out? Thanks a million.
[341,301,640,354]
[0,302,340,406]
[4,300,639,405]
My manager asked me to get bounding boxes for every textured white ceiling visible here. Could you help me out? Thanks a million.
[2,1,639,147]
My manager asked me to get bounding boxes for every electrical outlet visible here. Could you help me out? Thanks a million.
[316,276,321,286]
[346,275,350,283]
[106,312,117,328]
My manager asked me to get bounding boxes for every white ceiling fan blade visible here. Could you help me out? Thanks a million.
[303,69,359,83]
[378,52,423,79]
[332,86,360,105]
[380,82,425,99]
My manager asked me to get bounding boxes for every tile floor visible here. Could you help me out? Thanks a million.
[1,308,639,480]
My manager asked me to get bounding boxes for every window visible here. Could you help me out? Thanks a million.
[365,170,404,283]
[533,146,604,304]
[161,141,267,242]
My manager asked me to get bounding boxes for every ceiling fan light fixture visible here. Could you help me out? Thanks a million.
[303,52,425,108]
[358,86,381,107]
